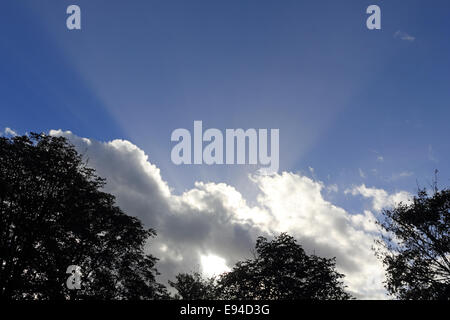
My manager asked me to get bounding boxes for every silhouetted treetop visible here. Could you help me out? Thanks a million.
[0,133,167,300]
[376,188,450,300]
[215,233,352,300]
[169,272,216,300]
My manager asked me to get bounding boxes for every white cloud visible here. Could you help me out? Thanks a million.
[2,127,17,137]
[394,30,415,42]
[350,210,378,233]
[346,184,412,212]
[389,171,414,181]
[49,130,406,299]
[327,184,339,193]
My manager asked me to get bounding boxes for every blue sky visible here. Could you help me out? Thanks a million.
[1,0,450,210]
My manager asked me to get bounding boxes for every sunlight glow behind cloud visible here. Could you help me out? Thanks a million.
[200,254,231,278]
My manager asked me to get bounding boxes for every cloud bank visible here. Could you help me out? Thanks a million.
[50,130,412,299]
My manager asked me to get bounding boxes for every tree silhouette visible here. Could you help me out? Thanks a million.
[376,188,450,300]
[0,133,168,300]
[169,272,216,299]
[216,234,352,300]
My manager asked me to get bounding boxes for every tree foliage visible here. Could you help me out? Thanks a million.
[0,133,168,300]
[216,234,352,300]
[376,188,450,300]
[169,272,216,300]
